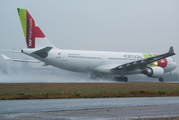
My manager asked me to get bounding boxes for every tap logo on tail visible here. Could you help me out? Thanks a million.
[17,8,45,48]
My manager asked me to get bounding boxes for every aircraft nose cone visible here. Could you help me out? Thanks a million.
[171,62,177,71]
[174,62,177,69]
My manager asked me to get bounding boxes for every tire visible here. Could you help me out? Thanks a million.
[114,77,128,82]
[123,77,128,82]
[159,78,164,82]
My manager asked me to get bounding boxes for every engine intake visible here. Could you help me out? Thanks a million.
[142,66,164,78]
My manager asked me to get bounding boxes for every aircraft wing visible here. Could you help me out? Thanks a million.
[111,46,175,71]
[1,54,41,63]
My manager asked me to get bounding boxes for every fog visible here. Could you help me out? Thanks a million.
[0,59,178,83]
[0,61,116,83]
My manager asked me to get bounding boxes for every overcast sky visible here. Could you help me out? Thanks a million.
[0,0,179,71]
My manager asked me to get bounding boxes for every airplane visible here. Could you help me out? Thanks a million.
[1,8,177,82]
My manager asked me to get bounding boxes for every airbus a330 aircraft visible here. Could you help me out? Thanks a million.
[1,8,177,82]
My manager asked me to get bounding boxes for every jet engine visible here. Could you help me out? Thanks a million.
[142,66,164,78]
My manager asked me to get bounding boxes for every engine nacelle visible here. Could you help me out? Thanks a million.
[142,66,164,78]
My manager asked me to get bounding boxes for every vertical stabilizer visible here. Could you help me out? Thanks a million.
[17,8,54,48]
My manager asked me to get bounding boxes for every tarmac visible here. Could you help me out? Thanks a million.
[1,97,179,119]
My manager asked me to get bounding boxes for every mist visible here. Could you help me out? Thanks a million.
[0,60,178,83]
[0,61,116,83]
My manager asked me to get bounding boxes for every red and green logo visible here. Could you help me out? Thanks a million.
[17,8,45,48]
[142,54,167,68]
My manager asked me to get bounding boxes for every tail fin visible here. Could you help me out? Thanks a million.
[17,8,54,48]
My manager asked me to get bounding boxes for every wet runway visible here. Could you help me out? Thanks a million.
[1,97,179,119]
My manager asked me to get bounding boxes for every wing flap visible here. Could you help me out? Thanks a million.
[32,47,53,58]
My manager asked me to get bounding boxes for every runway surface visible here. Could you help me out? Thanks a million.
[1,97,179,119]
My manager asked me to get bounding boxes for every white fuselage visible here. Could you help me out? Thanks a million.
[27,48,177,76]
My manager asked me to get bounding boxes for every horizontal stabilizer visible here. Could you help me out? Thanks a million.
[0,49,21,53]
[1,54,10,60]
[32,47,53,58]
[1,54,40,63]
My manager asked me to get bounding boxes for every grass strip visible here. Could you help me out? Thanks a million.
[0,83,179,100]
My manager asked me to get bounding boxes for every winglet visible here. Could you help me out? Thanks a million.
[169,46,174,54]
[1,54,10,60]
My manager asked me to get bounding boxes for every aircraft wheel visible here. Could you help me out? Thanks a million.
[114,77,122,81]
[114,77,121,81]
[123,77,128,82]
[118,77,123,81]
[159,78,164,82]
[114,77,118,81]
[114,77,128,82]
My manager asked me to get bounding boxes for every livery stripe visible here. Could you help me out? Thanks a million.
[17,8,27,40]
[143,54,150,58]
[148,54,154,57]
[142,53,158,66]
[142,53,167,68]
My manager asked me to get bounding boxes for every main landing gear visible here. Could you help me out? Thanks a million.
[159,78,164,82]
[114,76,128,82]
